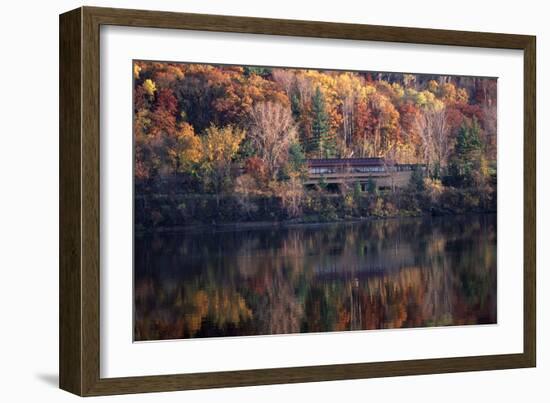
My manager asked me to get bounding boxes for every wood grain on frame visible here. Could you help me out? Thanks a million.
[59,7,82,395]
[59,6,536,396]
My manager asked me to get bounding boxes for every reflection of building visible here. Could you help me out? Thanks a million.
[305,158,422,190]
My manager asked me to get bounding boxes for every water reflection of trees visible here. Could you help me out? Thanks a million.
[135,214,496,341]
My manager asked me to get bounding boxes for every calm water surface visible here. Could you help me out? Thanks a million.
[134,214,496,341]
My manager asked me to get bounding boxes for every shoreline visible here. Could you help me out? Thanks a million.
[135,210,496,235]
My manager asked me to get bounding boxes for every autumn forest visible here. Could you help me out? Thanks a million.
[134,61,497,228]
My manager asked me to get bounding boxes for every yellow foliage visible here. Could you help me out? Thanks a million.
[391,83,405,99]
[395,143,418,164]
[405,88,419,101]
[424,178,444,203]
[432,99,445,111]
[167,65,184,80]
[176,123,202,168]
[440,82,457,102]
[457,88,469,104]
[363,84,376,97]
[427,80,439,93]
[419,90,436,106]
[142,79,157,96]
[201,125,245,166]
[133,63,141,79]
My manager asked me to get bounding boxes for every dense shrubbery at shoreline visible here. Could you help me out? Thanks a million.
[135,183,496,232]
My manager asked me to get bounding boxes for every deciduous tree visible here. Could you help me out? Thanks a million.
[249,102,297,179]
[200,125,245,202]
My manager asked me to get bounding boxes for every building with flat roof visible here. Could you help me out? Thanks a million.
[305,158,421,190]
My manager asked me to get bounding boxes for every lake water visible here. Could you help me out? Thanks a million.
[134,214,496,341]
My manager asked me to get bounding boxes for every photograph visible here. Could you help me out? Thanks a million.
[133,61,498,341]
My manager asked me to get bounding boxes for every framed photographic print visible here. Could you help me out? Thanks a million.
[59,6,536,396]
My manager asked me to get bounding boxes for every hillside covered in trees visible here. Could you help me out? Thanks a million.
[133,61,497,229]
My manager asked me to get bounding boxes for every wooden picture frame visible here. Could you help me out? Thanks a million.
[59,6,536,396]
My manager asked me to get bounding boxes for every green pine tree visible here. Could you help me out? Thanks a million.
[366,178,378,195]
[288,141,307,178]
[291,93,302,119]
[243,66,272,78]
[291,93,309,152]
[408,166,425,191]
[310,87,335,158]
[447,118,483,187]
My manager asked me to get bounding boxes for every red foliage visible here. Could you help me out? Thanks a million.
[155,88,178,115]
[457,103,484,123]
[244,157,268,184]
[445,106,465,133]
[398,102,420,143]
[150,108,177,137]
[134,85,149,111]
